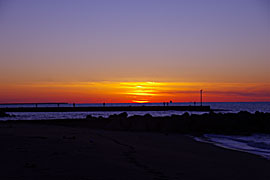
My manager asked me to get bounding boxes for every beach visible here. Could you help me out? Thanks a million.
[1,121,270,180]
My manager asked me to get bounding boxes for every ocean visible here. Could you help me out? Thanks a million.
[1,102,270,120]
[1,102,270,159]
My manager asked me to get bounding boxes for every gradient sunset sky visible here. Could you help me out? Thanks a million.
[0,0,269,103]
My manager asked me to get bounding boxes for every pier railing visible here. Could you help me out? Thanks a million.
[0,105,211,112]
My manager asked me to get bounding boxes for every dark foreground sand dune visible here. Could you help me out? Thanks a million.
[0,122,270,180]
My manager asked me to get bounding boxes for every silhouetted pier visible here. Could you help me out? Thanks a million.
[0,105,211,112]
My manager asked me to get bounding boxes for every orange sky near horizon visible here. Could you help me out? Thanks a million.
[0,81,269,103]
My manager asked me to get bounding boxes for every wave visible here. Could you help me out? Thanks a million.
[195,134,270,159]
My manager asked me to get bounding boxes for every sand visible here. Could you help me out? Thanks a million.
[0,122,270,180]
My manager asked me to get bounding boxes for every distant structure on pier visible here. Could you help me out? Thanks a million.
[200,89,203,106]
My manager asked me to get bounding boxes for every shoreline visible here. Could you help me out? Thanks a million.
[193,135,270,160]
[1,121,270,180]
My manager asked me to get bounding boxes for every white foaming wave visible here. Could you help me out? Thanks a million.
[195,134,270,159]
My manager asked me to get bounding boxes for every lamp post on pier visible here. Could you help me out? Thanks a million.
[200,89,203,106]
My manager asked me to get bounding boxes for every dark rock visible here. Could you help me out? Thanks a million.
[118,112,128,118]
[182,112,190,118]
[0,111,10,117]
[86,115,93,119]
[144,113,152,118]
[84,111,270,134]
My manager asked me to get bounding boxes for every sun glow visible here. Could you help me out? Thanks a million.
[132,100,149,103]
[1,81,269,103]
[119,82,165,103]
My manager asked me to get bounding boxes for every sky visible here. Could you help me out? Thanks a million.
[0,0,269,103]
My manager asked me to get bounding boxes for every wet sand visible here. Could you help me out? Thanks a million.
[0,122,270,180]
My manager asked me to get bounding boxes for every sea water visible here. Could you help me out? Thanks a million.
[1,102,270,120]
[0,110,198,121]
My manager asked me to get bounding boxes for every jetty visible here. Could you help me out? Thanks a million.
[0,105,211,112]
